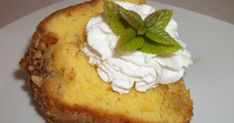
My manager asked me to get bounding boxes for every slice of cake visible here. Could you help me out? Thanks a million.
[19,0,193,122]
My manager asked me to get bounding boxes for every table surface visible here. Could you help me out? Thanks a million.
[0,0,234,29]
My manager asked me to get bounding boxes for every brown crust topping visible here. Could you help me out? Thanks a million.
[19,0,192,123]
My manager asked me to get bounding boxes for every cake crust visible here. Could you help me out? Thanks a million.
[19,0,193,123]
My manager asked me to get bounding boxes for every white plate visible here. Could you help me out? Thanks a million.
[0,0,234,122]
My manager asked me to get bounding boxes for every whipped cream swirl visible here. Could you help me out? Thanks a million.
[82,2,193,94]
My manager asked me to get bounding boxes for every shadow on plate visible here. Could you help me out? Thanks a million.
[14,69,47,123]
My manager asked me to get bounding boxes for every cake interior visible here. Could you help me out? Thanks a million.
[30,0,193,122]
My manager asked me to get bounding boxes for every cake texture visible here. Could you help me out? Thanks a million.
[19,0,193,123]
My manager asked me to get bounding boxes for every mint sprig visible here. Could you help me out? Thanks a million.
[144,9,172,29]
[140,38,181,55]
[118,6,145,34]
[116,28,137,51]
[103,2,182,55]
[145,28,178,46]
[103,1,125,35]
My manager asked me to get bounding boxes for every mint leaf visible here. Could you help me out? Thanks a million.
[137,27,147,35]
[118,5,145,34]
[116,28,137,52]
[145,28,179,46]
[144,9,172,29]
[140,38,182,55]
[103,2,125,35]
[124,37,144,51]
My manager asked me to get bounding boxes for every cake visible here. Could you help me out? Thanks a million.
[19,0,193,122]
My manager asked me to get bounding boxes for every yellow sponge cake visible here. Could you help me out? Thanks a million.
[19,0,193,122]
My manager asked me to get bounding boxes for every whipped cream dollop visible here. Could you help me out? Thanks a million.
[82,2,193,94]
